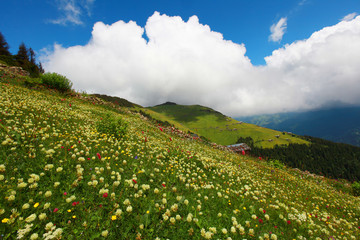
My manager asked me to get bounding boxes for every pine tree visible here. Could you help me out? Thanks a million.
[0,32,11,56]
[29,48,36,64]
[16,42,29,62]
[38,62,45,74]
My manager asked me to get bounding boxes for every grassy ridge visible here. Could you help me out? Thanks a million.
[147,103,309,147]
[0,73,359,239]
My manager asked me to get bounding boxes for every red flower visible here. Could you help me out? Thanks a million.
[259,157,262,160]
[103,192,108,198]
[64,192,67,195]
[242,150,245,155]
[69,103,72,107]
[96,153,101,160]
[259,219,263,224]
[162,184,166,188]
[53,208,59,213]
[287,220,291,224]
[132,179,137,184]
[159,127,163,132]
[72,201,77,206]
[263,209,266,214]
[169,137,172,141]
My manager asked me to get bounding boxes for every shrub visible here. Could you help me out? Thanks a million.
[352,181,360,196]
[41,72,73,92]
[269,159,285,169]
[96,114,128,140]
[24,77,42,88]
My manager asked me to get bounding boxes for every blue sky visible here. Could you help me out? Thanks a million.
[1,0,360,116]
[1,0,358,65]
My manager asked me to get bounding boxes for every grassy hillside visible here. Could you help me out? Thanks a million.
[1,72,360,239]
[147,103,309,147]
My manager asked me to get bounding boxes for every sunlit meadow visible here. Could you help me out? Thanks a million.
[0,73,360,239]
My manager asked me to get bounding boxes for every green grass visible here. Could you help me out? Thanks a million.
[0,74,359,239]
[148,103,309,147]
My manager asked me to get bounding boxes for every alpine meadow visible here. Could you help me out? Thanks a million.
[1,59,360,239]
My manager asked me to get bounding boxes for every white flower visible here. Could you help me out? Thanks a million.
[39,213,47,221]
[30,233,38,239]
[25,213,37,223]
[44,191,52,198]
[22,203,30,209]
[101,230,109,237]
[126,205,133,212]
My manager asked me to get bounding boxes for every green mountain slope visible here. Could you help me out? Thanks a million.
[147,102,309,147]
[1,70,359,239]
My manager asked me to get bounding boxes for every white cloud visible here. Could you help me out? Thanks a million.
[42,13,360,117]
[342,12,358,22]
[269,17,287,42]
[49,0,95,25]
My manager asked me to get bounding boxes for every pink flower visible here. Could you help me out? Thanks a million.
[64,192,67,195]
[53,208,59,213]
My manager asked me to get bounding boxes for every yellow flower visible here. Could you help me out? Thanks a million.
[33,202,39,208]
[146,211,150,214]
[2,218,9,223]
[72,215,76,219]
[111,215,117,220]
[67,209,71,213]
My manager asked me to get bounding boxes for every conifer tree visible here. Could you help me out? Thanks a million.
[0,32,11,56]
[29,47,36,64]
[16,42,29,62]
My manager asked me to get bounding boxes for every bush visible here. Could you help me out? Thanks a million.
[96,114,128,140]
[24,77,42,87]
[269,159,285,169]
[352,181,360,196]
[41,72,73,92]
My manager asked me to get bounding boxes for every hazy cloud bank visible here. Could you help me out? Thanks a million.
[42,12,360,117]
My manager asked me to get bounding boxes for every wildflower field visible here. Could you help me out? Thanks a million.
[0,77,360,239]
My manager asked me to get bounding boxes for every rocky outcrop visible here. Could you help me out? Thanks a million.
[0,63,30,76]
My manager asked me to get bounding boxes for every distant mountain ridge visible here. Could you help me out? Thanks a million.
[236,106,360,147]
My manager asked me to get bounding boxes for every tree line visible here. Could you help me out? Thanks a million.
[237,136,360,182]
[0,31,44,77]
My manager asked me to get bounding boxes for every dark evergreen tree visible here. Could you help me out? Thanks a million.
[16,42,29,62]
[0,32,11,56]
[29,47,36,64]
[38,62,45,74]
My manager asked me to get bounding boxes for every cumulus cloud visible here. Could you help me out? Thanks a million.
[42,12,360,117]
[49,0,95,25]
[269,17,287,42]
